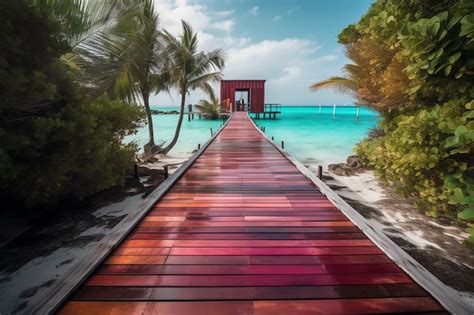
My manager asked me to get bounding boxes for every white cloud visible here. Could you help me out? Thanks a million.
[248,6,259,16]
[150,0,352,106]
[215,10,233,18]
[155,0,210,34]
[273,16,282,22]
[211,20,235,32]
[222,39,347,105]
[315,54,338,62]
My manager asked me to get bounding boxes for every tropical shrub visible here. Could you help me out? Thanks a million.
[0,96,145,207]
[312,0,474,244]
[0,0,145,209]
[356,99,473,222]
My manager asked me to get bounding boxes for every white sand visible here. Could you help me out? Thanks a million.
[323,169,470,251]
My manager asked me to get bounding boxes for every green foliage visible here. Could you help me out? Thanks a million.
[355,99,474,221]
[160,21,225,154]
[0,0,145,208]
[195,90,223,120]
[398,1,474,103]
[336,0,474,243]
[338,24,360,44]
[0,0,71,119]
[0,96,145,206]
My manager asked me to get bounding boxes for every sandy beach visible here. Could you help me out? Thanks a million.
[312,167,474,305]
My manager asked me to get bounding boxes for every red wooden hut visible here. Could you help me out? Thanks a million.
[220,80,265,113]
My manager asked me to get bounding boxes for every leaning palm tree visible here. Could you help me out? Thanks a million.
[195,89,222,119]
[79,0,169,157]
[160,21,225,154]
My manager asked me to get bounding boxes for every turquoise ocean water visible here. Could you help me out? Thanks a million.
[129,105,379,164]
[254,106,379,165]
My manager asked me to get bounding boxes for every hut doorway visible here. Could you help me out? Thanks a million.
[235,89,250,112]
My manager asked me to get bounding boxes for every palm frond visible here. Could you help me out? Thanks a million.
[195,88,222,119]
[309,76,357,94]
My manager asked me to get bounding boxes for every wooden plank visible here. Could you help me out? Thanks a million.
[24,114,236,315]
[73,284,426,300]
[83,273,412,287]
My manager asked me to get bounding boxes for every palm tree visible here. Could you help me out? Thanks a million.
[160,21,225,154]
[77,0,169,157]
[37,0,136,71]
[36,0,168,157]
[310,40,407,111]
[195,89,222,119]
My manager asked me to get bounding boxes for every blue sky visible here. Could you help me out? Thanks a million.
[151,0,373,105]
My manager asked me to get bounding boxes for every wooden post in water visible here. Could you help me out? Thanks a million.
[210,128,213,136]
[281,140,285,149]
[356,106,360,119]
[198,143,201,150]
[318,165,323,180]
[333,105,336,118]
[271,136,274,141]
[163,165,169,179]
[134,163,139,179]
[187,104,193,121]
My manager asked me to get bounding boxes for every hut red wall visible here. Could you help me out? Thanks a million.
[220,80,265,113]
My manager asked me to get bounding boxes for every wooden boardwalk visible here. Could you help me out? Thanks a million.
[59,112,447,314]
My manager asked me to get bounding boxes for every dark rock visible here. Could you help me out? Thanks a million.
[144,173,165,186]
[328,155,365,176]
[138,166,153,176]
[138,165,165,187]
[346,155,362,168]
[328,163,350,176]
[138,166,163,177]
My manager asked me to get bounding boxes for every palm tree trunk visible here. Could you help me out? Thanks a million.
[162,89,186,154]
[143,95,156,157]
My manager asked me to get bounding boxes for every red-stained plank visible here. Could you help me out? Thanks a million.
[253,297,444,314]
[96,263,402,275]
[85,273,412,287]
[169,246,382,256]
[73,284,426,301]
[58,112,445,314]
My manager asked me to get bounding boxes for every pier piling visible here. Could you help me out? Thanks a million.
[187,104,193,121]
[163,165,169,179]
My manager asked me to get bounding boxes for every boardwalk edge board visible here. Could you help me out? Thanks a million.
[249,113,473,315]
[23,114,235,315]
